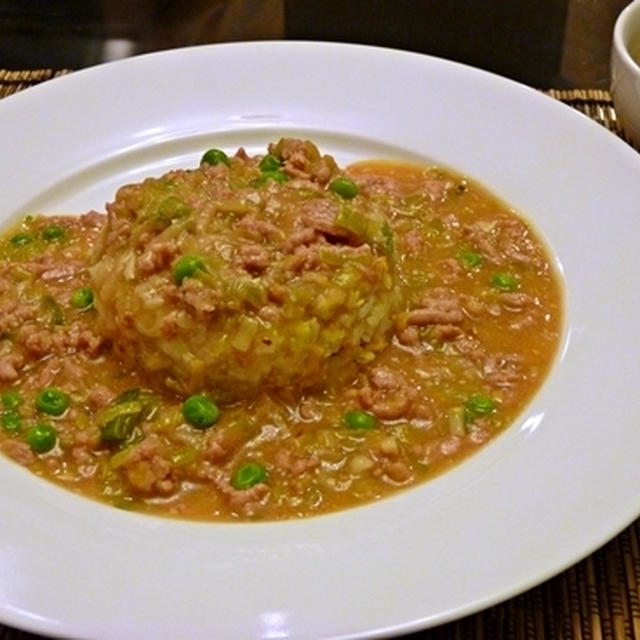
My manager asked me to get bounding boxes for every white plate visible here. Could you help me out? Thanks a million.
[1,42,639,640]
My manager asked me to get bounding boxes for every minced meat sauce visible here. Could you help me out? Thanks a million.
[0,139,562,520]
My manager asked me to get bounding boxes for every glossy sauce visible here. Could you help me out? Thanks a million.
[0,145,562,521]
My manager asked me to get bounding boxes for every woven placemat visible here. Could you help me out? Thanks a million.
[0,68,71,99]
[0,72,639,640]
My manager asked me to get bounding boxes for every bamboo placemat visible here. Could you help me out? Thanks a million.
[0,68,71,99]
[0,71,639,640]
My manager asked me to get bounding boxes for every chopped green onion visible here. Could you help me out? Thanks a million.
[155,196,192,225]
[334,207,368,236]
[98,389,156,446]
[114,388,153,404]
[447,406,466,436]
[381,223,394,255]
[98,401,145,445]
[41,295,64,325]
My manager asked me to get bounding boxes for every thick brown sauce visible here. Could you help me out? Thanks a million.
[0,146,562,521]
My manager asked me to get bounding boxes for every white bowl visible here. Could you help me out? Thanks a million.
[1,42,640,640]
[611,0,640,148]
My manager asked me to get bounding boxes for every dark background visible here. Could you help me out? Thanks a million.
[0,0,632,88]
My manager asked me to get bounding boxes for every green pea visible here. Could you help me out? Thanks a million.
[1,412,22,434]
[201,148,230,166]
[10,232,33,247]
[342,409,377,430]
[182,394,220,429]
[26,423,58,453]
[42,225,65,241]
[259,153,282,172]
[458,249,483,269]
[231,462,267,490]
[491,272,519,291]
[255,170,289,186]
[464,394,497,422]
[70,287,94,310]
[173,255,206,284]
[330,176,359,199]
[2,390,21,411]
[36,387,70,416]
